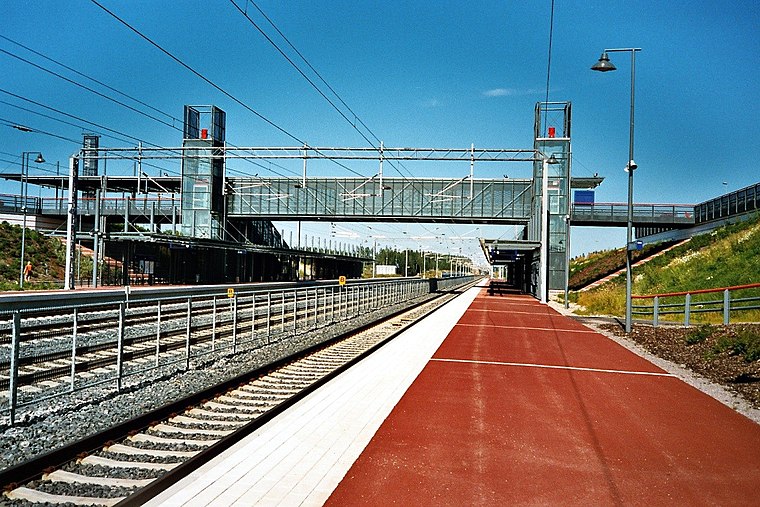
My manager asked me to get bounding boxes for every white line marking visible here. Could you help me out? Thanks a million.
[431,357,675,377]
[466,309,550,315]
[455,323,592,334]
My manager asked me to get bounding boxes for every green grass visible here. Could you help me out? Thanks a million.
[0,221,69,290]
[568,241,676,290]
[712,328,760,362]
[685,324,714,345]
[571,213,760,322]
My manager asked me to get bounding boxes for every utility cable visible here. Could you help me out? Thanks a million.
[234,0,415,181]
[1,115,183,175]
[1,99,149,148]
[89,0,364,178]
[86,1,452,249]
[0,88,167,149]
[0,34,180,126]
[245,0,379,146]
[0,116,80,144]
[233,0,439,246]
[228,0,377,150]
[0,152,65,175]
[0,38,291,178]
[541,0,556,140]
[0,48,181,132]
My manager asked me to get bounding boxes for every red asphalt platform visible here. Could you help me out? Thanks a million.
[326,288,760,506]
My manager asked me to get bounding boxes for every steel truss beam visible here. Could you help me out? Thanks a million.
[77,146,544,162]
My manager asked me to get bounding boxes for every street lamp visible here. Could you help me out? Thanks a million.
[592,47,641,333]
[19,151,45,288]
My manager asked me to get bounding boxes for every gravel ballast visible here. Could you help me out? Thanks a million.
[0,295,437,472]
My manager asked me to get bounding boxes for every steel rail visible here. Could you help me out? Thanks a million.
[1,278,454,425]
[0,279,478,503]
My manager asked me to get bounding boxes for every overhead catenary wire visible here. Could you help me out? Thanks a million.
[0,152,66,176]
[0,88,176,150]
[0,116,81,144]
[233,0,415,181]
[7,3,475,255]
[228,0,378,151]
[0,34,180,126]
[232,0,443,243]
[0,88,293,179]
[1,99,155,149]
[0,38,294,179]
[0,48,182,133]
[245,1,379,147]
[0,116,183,176]
[541,0,556,140]
[89,0,364,178]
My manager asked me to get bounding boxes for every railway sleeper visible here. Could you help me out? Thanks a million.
[202,400,267,413]
[187,407,259,420]
[80,455,179,471]
[128,433,218,447]
[150,423,234,437]
[5,486,125,506]
[44,469,155,488]
[168,414,247,428]
[0,287,466,505]
[103,443,199,459]
[216,394,281,406]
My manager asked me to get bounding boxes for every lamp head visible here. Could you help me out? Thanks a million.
[34,153,45,164]
[547,154,560,165]
[624,160,637,172]
[591,52,616,72]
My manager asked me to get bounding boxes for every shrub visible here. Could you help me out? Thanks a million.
[685,324,713,345]
[734,329,760,362]
[711,328,760,362]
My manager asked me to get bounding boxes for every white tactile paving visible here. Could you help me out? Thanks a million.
[144,285,481,507]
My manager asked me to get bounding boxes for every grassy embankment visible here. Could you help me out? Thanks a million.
[569,214,760,363]
[569,213,760,324]
[0,221,85,290]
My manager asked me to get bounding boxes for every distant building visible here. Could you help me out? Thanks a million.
[375,264,398,276]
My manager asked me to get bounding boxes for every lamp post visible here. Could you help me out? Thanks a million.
[592,47,641,333]
[19,151,45,288]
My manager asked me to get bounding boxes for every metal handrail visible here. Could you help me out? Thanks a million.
[0,276,477,425]
[631,283,760,326]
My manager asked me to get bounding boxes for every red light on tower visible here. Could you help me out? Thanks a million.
[201,128,208,139]
[548,126,556,138]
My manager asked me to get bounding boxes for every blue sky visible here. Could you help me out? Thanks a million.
[2,1,759,264]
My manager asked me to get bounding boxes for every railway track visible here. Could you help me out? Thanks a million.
[0,289,355,397]
[0,286,466,506]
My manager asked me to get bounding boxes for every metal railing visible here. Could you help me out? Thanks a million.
[0,193,180,218]
[632,283,760,326]
[571,202,695,225]
[0,276,476,425]
[694,182,760,223]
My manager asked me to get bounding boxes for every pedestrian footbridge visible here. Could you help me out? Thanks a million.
[3,176,697,228]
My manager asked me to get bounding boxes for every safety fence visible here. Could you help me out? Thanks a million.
[0,276,477,425]
[570,202,695,225]
[631,283,760,326]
